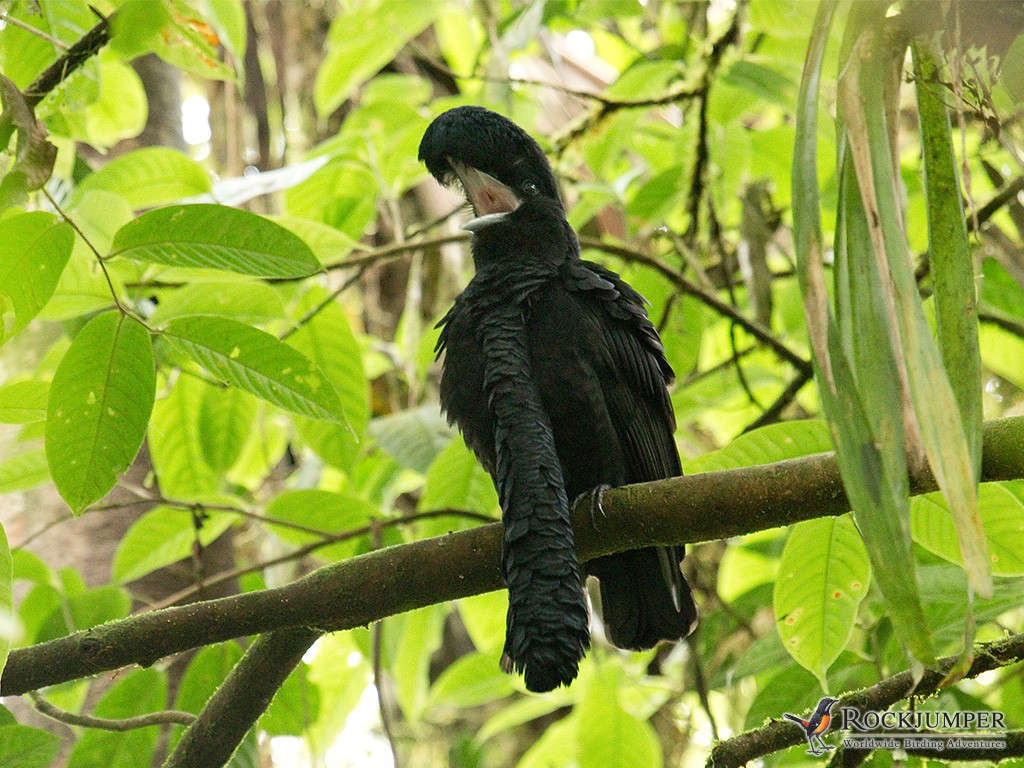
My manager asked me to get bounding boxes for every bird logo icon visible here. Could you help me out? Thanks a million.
[784,697,839,756]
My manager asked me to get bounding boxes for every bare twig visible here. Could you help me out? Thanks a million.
[0,12,70,49]
[29,690,195,730]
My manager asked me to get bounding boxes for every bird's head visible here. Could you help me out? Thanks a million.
[418,106,562,234]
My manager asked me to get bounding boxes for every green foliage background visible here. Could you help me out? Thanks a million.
[1,0,1023,766]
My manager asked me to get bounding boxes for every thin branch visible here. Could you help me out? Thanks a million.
[579,236,812,375]
[707,632,1024,767]
[41,188,145,325]
[0,12,70,49]
[22,16,110,108]
[319,232,469,275]
[741,369,814,433]
[371,523,402,768]
[3,415,1020,697]
[28,690,195,730]
[279,264,369,341]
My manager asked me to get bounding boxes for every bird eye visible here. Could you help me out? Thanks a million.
[523,181,539,196]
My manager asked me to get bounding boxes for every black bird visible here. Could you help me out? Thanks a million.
[784,697,839,755]
[419,106,698,692]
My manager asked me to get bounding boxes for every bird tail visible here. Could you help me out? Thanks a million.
[590,546,697,650]
[783,714,805,726]
[499,503,591,692]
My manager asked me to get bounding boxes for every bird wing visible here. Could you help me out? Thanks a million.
[561,259,693,631]
[813,715,831,734]
[561,259,680,480]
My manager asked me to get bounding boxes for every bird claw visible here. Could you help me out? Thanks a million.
[575,484,610,531]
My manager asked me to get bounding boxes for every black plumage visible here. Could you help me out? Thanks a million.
[419,106,697,692]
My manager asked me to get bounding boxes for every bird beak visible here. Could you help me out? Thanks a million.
[448,158,520,216]
[461,212,511,232]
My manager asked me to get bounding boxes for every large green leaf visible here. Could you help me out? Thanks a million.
[427,651,515,709]
[314,0,442,116]
[370,405,454,474]
[66,668,166,768]
[198,385,255,472]
[0,212,74,340]
[684,419,832,473]
[110,204,320,278]
[112,505,235,583]
[45,312,155,512]
[0,448,49,494]
[393,605,446,723]
[163,316,344,423]
[0,380,48,423]
[774,515,871,687]
[419,435,498,515]
[287,286,368,470]
[73,147,211,209]
[263,490,375,561]
[259,662,320,736]
[149,374,219,498]
[0,725,60,768]
[912,482,1024,576]
[148,281,285,326]
[577,665,662,768]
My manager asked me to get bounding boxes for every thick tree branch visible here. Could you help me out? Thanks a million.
[707,632,1024,767]
[23,17,111,108]
[3,416,1022,697]
[162,627,319,768]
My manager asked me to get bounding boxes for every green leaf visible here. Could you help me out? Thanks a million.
[203,0,247,68]
[149,281,285,326]
[260,662,320,736]
[0,212,74,339]
[109,0,172,59]
[773,516,871,688]
[684,419,833,473]
[73,148,211,209]
[393,605,446,722]
[912,482,1024,576]
[198,385,255,472]
[163,316,344,423]
[913,45,983,479]
[287,286,368,470]
[37,585,131,642]
[314,0,442,116]
[0,448,49,494]
[0,522,12,677]
[263,490,376,562]
[578,665,661,768]
[428,651,515,709]
[149,374,220,497]
[0,380,48,423]
[0,725,60,768]
[370,405,454,474]
[111,204,320,278]
[112,505,235,583]
[45,313,155,513]
[419,435,498,515]
[518,716,577,768]
[82,54,147,147]
[175,642,244,713]
[477,689,575,744]
[66,668,166,768]
[458,590,507,655]
[305,633,370,756]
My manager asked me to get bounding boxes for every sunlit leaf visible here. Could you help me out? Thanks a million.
[74,148,211,209]
[111,204,320,278]
[45,313,155,513]
[112,505,235,583]
[0,212,74,339]
[163,316,344,423]
[774,516,871,687]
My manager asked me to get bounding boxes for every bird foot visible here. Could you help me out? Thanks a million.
[574,484,610,531]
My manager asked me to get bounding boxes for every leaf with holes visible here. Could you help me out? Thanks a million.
[110,204,320,278]
[774,515,871,688]
[45,313,155,513]
[163,316,343,424]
